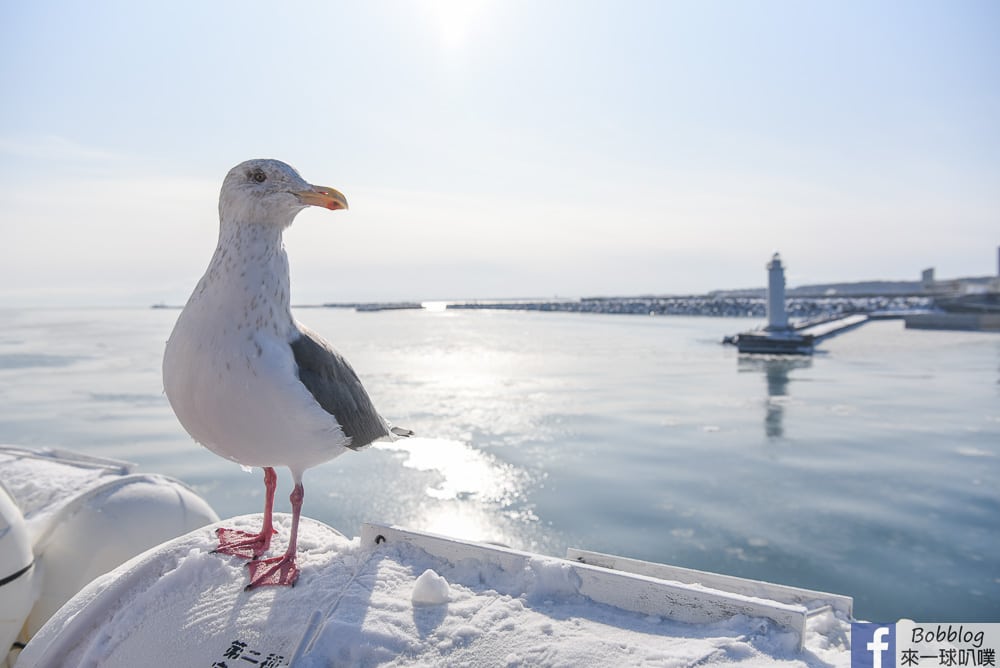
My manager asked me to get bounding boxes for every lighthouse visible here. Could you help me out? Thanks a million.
[733,251,864,354]
[765,253,789,332]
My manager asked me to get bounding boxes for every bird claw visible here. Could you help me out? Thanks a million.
[214,527,277,560]
[245,554,299,589]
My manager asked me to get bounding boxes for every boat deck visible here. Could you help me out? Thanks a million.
[16,516,854,667]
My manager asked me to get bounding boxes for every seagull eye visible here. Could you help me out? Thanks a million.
[251,169,267,183]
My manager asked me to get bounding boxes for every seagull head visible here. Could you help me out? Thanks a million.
[219,159,348,228]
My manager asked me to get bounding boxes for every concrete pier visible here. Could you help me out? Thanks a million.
[904,313,1000,332]
[734,313,873,354]
[797,313,870,339]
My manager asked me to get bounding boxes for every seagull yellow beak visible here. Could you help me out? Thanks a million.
[295,185,349,211]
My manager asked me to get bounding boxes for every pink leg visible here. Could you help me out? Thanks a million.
[245,481,303,589]
[215,467,278,559]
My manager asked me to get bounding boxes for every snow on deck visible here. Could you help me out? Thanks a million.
[19,514,852,667]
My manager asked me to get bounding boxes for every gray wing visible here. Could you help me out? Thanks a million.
[290,326,404,450]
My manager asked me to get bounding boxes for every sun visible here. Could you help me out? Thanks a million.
[425,0,492,51]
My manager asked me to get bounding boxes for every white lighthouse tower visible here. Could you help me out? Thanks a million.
[734,252,816,354]
[765,252,789,332]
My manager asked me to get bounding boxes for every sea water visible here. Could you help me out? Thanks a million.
[0,306,997,623]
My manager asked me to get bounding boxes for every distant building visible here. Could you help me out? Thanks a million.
[994,246,1000,292]
[921,268,935,291]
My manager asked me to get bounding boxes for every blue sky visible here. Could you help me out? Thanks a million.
[1,1,997,305]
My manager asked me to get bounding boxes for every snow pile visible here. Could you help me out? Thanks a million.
[305,539,845,667]
[411,569,450,606]
[19,515,852,667]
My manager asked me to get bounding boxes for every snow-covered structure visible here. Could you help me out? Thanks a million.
[0,447,218,667]
[4,446,856,667]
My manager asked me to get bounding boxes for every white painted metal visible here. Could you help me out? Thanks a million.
[0,483,36,664]
[566,548,852,619]
[361,523,528,574]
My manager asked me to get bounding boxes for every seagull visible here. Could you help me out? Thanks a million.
[163,159,411,589]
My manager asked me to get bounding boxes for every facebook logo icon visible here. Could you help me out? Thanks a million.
[852,623,895,668]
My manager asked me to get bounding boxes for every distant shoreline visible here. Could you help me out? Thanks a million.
[442,294,932,319]
[155,294,937,320]
[151,273,997,318]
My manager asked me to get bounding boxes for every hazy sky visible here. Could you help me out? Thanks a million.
[2,1,997,306]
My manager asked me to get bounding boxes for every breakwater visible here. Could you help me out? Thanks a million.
[446,295,933,319]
